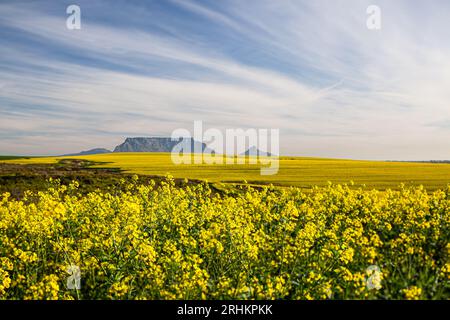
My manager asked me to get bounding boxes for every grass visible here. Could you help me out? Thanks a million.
[2,152,450,190]
[0,156,33,160]
[0,159,206,199]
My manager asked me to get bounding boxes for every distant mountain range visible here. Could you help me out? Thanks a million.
[62,148,112,156]
[240,146,273,157]
[64,137,209,156]
[65,137,273,157]
[113,137,209,153]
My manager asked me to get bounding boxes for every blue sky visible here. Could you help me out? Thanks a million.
[0,0,450,159]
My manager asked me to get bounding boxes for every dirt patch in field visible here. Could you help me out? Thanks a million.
[0,159,211,199]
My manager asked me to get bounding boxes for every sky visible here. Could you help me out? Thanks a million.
[0,0,450,159]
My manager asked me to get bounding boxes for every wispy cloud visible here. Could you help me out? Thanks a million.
[0,0,449,159]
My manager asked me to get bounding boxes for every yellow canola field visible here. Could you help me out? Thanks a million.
[6,152,450,190]
[0,177,449,299]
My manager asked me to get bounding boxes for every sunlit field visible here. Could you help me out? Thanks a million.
[1,154,449,300]
[0,178,448,299]
[5,153,450,190]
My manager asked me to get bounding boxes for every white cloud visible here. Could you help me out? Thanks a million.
[1,1,450,159]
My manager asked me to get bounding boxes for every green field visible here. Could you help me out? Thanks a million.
[3,153,450,190]
[0,156,32,160]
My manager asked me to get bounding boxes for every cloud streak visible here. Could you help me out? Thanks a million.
[0,0,449,159]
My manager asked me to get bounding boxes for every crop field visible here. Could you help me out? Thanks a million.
[0,177,448,299]
[0,154,449,300]
[4,153,450,190]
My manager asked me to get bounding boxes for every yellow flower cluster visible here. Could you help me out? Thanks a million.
[0,178,448,299]
[402,286,422,300]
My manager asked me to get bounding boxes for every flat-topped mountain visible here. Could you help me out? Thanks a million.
[113,137,209,153]
[63,148,112,156]
[65,138,276,156]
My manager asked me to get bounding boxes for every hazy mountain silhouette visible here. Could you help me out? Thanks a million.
[240,146,273,156]
[113,137,211,153]
[62,148,111,156]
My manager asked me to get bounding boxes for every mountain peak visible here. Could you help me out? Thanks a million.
[113,137,208,153]
[241,146,273,156]
[62,148,111,156]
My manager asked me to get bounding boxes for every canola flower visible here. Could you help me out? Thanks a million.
[0,177,449,300]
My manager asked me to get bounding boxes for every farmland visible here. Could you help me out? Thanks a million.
[0,176,449,299]
[4,153,450,190]
[0,153,449,300]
